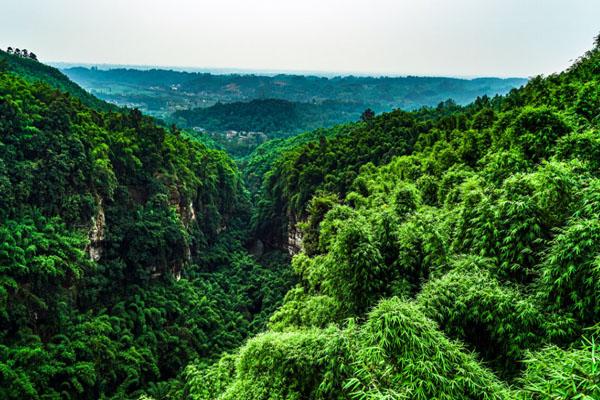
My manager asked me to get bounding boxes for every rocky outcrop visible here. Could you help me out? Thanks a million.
[287,223,303,255]
[87,197,105,261]
[178,200,197,228]
[166,195,199,280]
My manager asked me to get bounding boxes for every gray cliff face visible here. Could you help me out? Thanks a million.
[177,199,197,229]
[173,198,198,280]
[87,197,105,262]
[287,223,303,255]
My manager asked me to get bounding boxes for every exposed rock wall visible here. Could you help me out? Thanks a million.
[87,197,105,261]
[287,222,303,255]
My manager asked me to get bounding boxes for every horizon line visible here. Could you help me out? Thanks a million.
[48,60,530,81]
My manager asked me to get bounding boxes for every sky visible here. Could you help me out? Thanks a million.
[1,0,599,77]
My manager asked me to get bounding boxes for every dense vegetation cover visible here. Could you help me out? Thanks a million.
[0,62,292,399]
[3,35,600,400]
[174,98,365,136]
[173,99,369,157]
[182,35,600,399]
[60,63,525,160]
[0,50,115,112]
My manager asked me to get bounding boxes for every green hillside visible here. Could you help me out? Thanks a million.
[0,50,115,111]
[0,61,292,399]
[173,98,365,134]
[175,99,368,157]
[183,35,600,399]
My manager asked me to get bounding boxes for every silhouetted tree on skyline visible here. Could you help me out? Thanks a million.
[5,46,39,61]
[361,108,375,123]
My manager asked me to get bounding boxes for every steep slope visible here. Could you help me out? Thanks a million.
[0,49,115,111]
[183,35,600,399]
[243,123,353,194]
[252,100,465,250]
[0,64,292,399]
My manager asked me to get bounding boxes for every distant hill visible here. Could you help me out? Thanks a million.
[0,50,115,111]
[174,98,366,134]
[60,66,527,119]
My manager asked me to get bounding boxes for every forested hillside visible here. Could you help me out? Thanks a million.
[182,35,600,399]
[173,99,369,157]
[0,62,292,399]
[174,98,365,136]
[0,50,115,112]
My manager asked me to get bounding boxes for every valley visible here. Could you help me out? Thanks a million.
[1,29,600,400]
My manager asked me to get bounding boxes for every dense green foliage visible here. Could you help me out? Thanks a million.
[185,299,510,400]
[173,98,365,135]
[252,103,456,247]
[242,124,352,195]
[182,36,600,399]
[61,67,525,159]
[4,35,600,400]
[174,99,370,157]
[0,65,292,399]
[0,50,115,112]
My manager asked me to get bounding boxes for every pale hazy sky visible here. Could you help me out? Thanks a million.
[2,0,599,77]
